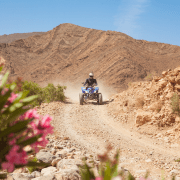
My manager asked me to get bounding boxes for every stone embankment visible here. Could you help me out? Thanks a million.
[7,135,96,180]
[109,66,180,145]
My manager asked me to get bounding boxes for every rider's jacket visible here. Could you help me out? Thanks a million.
[84,78,97,86]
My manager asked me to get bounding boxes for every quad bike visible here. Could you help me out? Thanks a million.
[79,84,103,105]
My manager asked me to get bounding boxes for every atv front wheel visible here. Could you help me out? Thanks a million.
[98,93,103,105]
[79,93,84,105]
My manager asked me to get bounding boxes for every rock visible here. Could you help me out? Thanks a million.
[135,169,147,174]
[175,116,180,122]
[10,173,35,180]
[39,149,47,152]
[174,67,180,74]
[170,169,179,175]
[41,166,57,176]
[32,174,55,180]
[13,168,23,173]
[54,169,80,180]
[145,159,152,163]
[149,101,162,112]
[158,80,167,88]
[112,176,122,180]
[36,151,56,163]
[56,159,81,171]
[135,110,152,126]
[51,158,62,167]
[153,76,161,82]
[24,145,33,153]
[7,174,13,180]
[31,171,41,178]
[175,75,180,84]
[166,92,173,99]
[54,145,64,149]
[175,84,180,91]
[167,76,176,83]
[164,137,170,143]
[162,71,168,77]
[50,148,57,155]
[55,149,69,157]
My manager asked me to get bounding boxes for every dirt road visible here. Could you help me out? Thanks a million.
[53,100,180,179]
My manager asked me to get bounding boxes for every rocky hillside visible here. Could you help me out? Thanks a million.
[0,23,180,90]
[0,32,45,43]
[108,66,180,145]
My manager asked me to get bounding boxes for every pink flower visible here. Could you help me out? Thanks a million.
[95,177,103,180]
[8,92,18,103]
[1,88,8,95]
[22,109,39,120]
[8,138,16,145]
[2,162,14,172]
[41,115,52,128]
[2,145,28,172]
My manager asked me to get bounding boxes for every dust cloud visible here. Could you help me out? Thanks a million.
[41,79,117,103]
[63,81,117,103]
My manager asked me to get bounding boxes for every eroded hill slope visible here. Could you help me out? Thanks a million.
[0,23,180,90]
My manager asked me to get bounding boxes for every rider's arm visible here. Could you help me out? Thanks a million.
[84,79,88,86]
[94,79,97,86]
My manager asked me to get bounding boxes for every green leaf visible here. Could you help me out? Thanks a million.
[18,134,42,147]
[0,72,9,88]
[104,161,111,180]
[22,95,38,103]
[127,172,135,180]
[0,89,12,110]
[10,83,16,91]
[0,120,31,138]
[4,108,28,126]
[0,146,11,160]
[79,163,95,180]
[27,161,50,167]
[9,102,23,112]
[0,173,7,179]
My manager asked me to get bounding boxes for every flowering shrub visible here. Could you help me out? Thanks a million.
[79,145,150,180]
[0,67,54,178]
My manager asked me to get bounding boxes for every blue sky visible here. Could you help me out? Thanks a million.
[1,0,180,46]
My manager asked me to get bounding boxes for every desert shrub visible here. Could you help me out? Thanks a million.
[22,81,66,106]
[43,83,66,102]
[0,67,53,178]
[171,93,180,116]
[22,81,43,106]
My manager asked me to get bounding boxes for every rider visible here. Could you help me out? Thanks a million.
[84,72,97,88]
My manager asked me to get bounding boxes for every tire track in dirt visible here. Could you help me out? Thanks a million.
[54,100,180,179]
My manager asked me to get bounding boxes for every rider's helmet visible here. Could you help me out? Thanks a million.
[89,72,94,79]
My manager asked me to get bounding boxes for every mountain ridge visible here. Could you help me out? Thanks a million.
[0,23,180,90]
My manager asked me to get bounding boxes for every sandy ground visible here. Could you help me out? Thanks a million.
[49,97,180,180]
